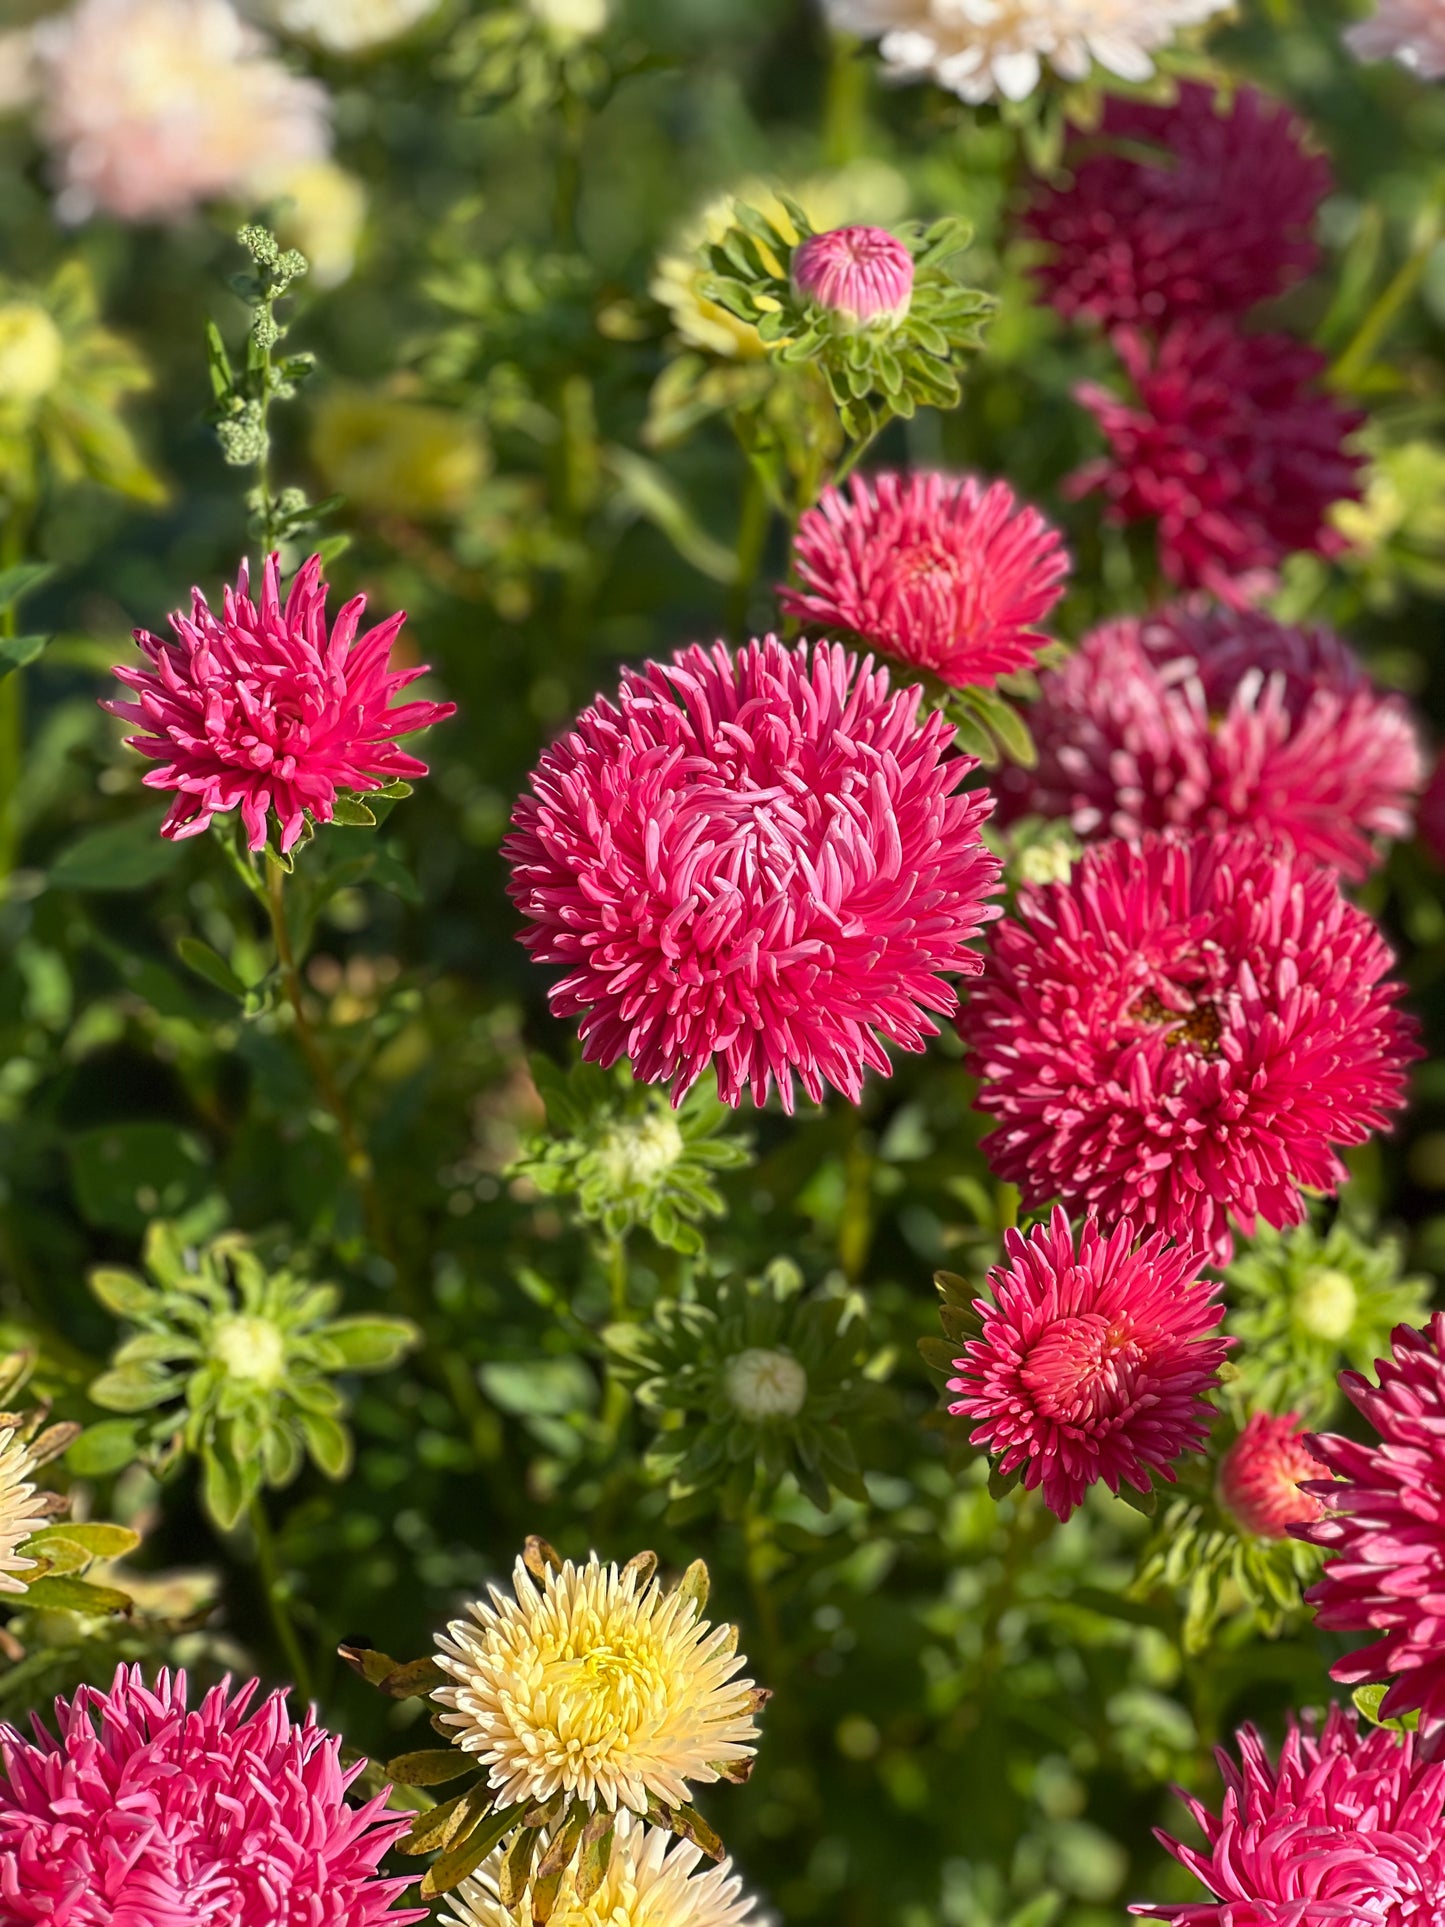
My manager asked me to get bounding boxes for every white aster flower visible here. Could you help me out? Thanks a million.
[1346,0,1445,79]
[245,0,441,54]
[0,1429,54,1597]
[822,0,1232,104]
[432,1553,761,1814]
[442,1824,757,1927]
[33,0,330,225]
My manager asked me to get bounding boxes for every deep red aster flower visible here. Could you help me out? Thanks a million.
[780,472,1070,689]
[791,225,914,326]
[1295,1313,1445,1754]
[1132,1705,1445,1924]
[504,637,1001,1111]
[947,1207,1226,1522]
[998,603,1424,881]
[1418,748,1445,867]
[0,1664,426,1925]
[964,831,1417,1261]
[104,552,455,852]
[1217,1411,1328,1539]
[1025,81,1330,330]
[1072,321,1365,605]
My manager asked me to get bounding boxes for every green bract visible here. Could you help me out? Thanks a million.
[606,1260,880,1517]
[86,1223,418,1530]
[1226,1217,1431,1423]
[700,199,993,445]
[1132,1481,1322,1656]
[512,1058,750,1255]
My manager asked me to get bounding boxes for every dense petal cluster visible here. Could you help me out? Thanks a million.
[0,1431,50,1598]
[791,225,914,326]
[444,1825,757,1927]
[1025,82,1330,329]
[32,0,330,225]
[504,637,1001,1111]
[1217,1412,1327,1539]
[964,832,1417,1260]
[105,553,454,852]
[1132,1705,1445,1923]
[1347,0,1445,78]
[433,1554,760,1814]
[947,1208,1226,1522]
[0,1665,425,1924]
[821,0,1231,105]
[1073,321,1365,604]
[1296,1313,1445,1750]
[1001,603,1424,880]
[781,472,1069,689]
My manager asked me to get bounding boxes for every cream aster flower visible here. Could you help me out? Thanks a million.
[1346,0,1445,79]
[0,1428,51,1596]
[822,0,1232,103]
[442,1825,757,1927]
[432,1552,761,1814]
[33,0,330,225]
[245,0,441,53]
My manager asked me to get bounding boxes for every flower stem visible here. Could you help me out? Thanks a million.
[726,464,771,637]
[0,508,31,881]
[249,1493,314,1703]
[822,32,868,169]
[743,1498,784,1684]
[607,1234,631,1321]
[1331,183,1445,393]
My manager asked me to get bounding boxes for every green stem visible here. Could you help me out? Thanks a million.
[822,33,868,169]
[1331,186,1445,393]
[607,1234,631,1321]
[0,509,31,881]
[555,91,588,246]
[250,1493,314,1701]
[725,464,771,636]
[743,1498,784,1685]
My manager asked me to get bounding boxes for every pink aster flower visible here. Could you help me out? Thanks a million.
[791,225,914,326]
[1072,320,1365,606]
[998,603,1425,882]
[780,472,1069,689]
[1295,1313,1445,1753]
[1347,0,1445,79]
[947,1207,1226,1522]
[964,831,1417,1261]
[0,1664,426,1924]
[504,636,1001,1111]
[1025,82,1330,330]
[104,552,454,853]
[1217,1411,1328,1539]
[1132,1704,1445,1924]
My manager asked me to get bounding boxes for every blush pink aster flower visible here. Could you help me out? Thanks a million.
[780,472,1069,689]
[1294,1313,1445,1753]
[1217,1411,1328,1539]
[104,552,454,852]
[504,637,1001,1111]
[1025,82,1330,330]
[998,603,1425,881]
[0,1664,426,1924]
[1132,1705,1445,1924]
[790,225,914,326]
[1072,320,1365,606]
[1347,0,1445,79]
[964,831,1417,1261]
[947,1207,1226,1522]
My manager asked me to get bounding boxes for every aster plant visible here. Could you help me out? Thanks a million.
[342,1539,765,1905]
[604,1259,877,1518]
[85,1219,418,1530]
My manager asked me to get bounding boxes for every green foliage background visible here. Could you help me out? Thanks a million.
[3,1,1445,1922]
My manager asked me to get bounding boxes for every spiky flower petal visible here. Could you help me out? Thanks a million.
[432,1554,760,1814]
[0,1432,50,1599]
[1217,1412,1328,1539]
[443,1825,756,1927]
[791,225,914,326]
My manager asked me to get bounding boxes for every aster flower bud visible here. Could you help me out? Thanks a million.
[0,303,64,410]
[1217,1412,1328,1539]
[791,225,914,329]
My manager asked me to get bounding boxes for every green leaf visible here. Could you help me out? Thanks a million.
[420,1801,527,1900]
[23,1536,91,1578]
[204,319,234,401]
[0,635,49,681]
[24,1522,140,1560]
[88,1363,179,1413]
[176,937,249,999]
[384,1748,477,1787]
[21,1574,133,1614]
[329,794,378,828]
[89,1268,159,1318]
[604,447,735,584]
[0,562,54,613]
[66,1419,144,1476]
[202,1442,256,1532]
[321,1316,419,1371]
[50,810,186,892]
[378,1654,449,1699]
[300,1409,352,1480]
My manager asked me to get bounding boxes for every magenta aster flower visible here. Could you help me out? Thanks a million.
[1025,82,1330,330]
[504,637,1001,1111]
[790,225,914,326]
[780,472,1069,689]
[999,603,1424,881]
[947,1207,1226,1522]
[0,1664,425,1924]
[1295,1313,1445,1752]
[1217,1411,1328,1539]
[964,831,1417,1261]
[1133,1705,1445,1924]
[1418,748,1445,867]
[1072,321,1365,605]
[105,552,455,852]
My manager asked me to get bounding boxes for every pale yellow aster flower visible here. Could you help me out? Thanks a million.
[246,0,441,52]
[432,1553,760,1814]
[0,1428,55,1597]
[442,1824,757,1927]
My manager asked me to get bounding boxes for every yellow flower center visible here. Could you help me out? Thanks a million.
[210,1314,288,1389]
[1294,1266,1358,1343]
[0,304,63,409]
